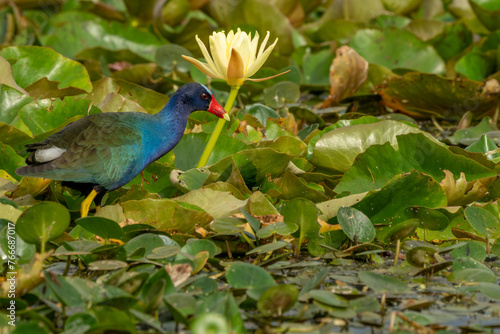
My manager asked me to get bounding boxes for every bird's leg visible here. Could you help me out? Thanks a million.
[81,189,98,218]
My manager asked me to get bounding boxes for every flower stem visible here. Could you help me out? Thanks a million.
[197,86,240,167]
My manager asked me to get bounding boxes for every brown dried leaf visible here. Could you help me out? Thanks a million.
[165,263,192,287]
[322,46,368,108]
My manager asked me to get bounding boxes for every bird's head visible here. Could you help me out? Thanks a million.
[176,83,230,121]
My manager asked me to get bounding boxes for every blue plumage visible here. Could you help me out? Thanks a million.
[16,82,227,200]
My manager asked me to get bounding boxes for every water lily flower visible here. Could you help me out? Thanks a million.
[182,29,286,87]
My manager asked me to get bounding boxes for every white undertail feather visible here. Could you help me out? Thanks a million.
[34,146,66,162]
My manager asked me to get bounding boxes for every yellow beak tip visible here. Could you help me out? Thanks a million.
[223,113,231,122]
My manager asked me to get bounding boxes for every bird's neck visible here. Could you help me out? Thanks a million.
[145,97,191,161]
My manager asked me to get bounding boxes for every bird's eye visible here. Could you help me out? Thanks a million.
[201,93,209,100]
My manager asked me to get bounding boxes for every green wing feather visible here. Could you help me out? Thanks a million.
[18,113,143,189]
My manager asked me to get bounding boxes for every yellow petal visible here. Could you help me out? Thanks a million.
[227,48,245,82]
[195,35,223,78]
[181,55,222,79]
[236,33,252,71]
[248,31,260,67]
[210,34,229,80]
[257,31,271,58]
[245,38,278,78]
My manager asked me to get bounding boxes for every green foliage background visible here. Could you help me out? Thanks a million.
[1,0,500,333]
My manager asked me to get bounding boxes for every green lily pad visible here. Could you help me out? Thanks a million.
[283,198,321,253]
[88,260,128,271]
[174,132,250,171]
[146,245,180,260]
[210,217,246,234]
[449,117,497,145]
[41,11,164,61]
[256,221,298,238]
[447,267,497,283]
[464,206,500,239]
[1,46,92,95]
[335,133,496,194]
[353,171,448,240]
[406,246,437,267]
[89,77,169,114]
[431,22,473,61]
[0,85,34,126]
[358,271,410,293]
[309,120,422,173]
[337,206,375,243]
[228,0,294,56]
[469,0,500,31]
[0,122,33,148]
[0,143,25,182]
[307,289,348,308]
[466,134,500,161]
[17,98,97,139]
[173,188,247,218]
[180,239,217,258]
[44,274,133,307]
[302,48,334,87]
[244,103,280,127]
[382,0,423,14]
[350,28,445,74]
[405,207,450,231]
[124,233,179,259]
[0,55,28,94]
[76,216,124,240]
[87,306,138,333]
[476,282,500,300]
[308,230,348,256]
[257,284,299,316]
[16,202,70,249]
[384,219,419,243]
[121,198,213,234]
[264,81,301,108]
[64,312,97,334]
[170,168,211,192]
[455,47,496,81]
[405,19,445,41]
[246,240,289,255]
[260,135,307,157]
[277,170,328,203]
[0,225,36,266]
[155,44,192,73]
[450,241,486,262]
[226,262,276,300]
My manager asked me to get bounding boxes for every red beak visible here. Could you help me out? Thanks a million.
[208,95,230,121]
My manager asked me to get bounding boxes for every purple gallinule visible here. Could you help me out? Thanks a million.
[16,83,229,217]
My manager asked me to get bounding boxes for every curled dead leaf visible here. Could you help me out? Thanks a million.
[440,170,494,206]
[322,46,368,108]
